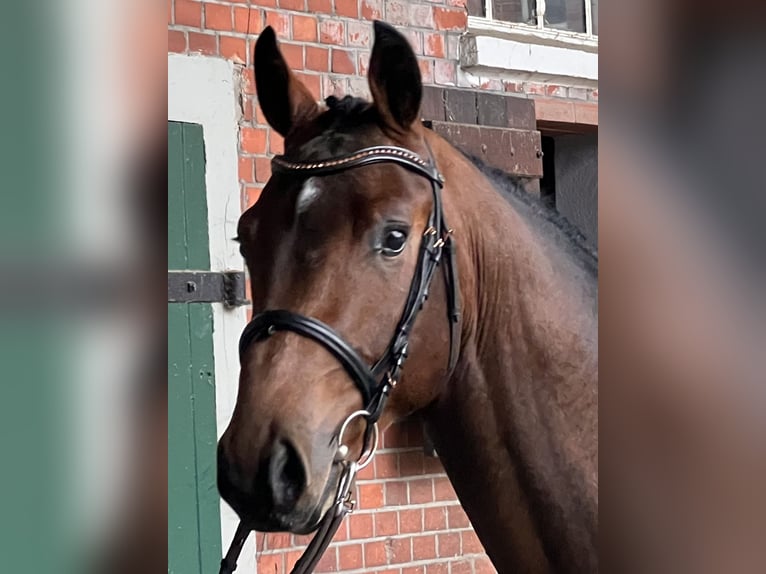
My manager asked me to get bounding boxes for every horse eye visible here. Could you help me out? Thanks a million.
[381,228,408,256]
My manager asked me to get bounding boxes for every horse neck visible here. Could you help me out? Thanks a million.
[424,139,598,573]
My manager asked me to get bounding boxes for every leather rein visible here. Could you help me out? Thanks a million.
[219,144,461,574]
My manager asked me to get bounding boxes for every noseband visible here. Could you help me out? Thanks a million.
[220,144,461,574]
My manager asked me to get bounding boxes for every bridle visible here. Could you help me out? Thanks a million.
[219,144,461,574]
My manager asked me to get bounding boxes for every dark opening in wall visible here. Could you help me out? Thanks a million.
[539,131,598,251]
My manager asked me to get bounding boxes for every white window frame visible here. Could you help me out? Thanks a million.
[479,0,597,46]
[461,0,597,87]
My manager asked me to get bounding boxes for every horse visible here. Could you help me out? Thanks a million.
[217,21,598,574]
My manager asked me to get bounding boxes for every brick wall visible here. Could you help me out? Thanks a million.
[168,3,596,571]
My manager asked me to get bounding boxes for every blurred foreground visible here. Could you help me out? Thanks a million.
[0,0,764,572]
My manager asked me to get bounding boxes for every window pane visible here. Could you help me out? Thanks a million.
[591,0,598,35]
[467,0,485,17]
[491,0,538,25]
[545,0,585,33]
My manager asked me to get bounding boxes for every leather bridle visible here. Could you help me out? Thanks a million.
[219,144,461,574]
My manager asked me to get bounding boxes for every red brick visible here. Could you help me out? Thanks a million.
[461,530,485,554]
[238,157,253,182]
[331,49,355,74]
[424,507,447,531]
[333,521,348,541]
[245,184,262,207]
[364,541,387,567]
[256,552,282,574]
[434,477,457,501]
[438,532,461,557]
[375,511,398,536]
[374,453,398,478]
[322,75,346,99]
[534,99,575,123]
[361,0,382,19]
[304,46,328,72]
[319,20,345,45]
[357,459,376,480]
[391,537,412,563]
[504,81,524,93]
[420,60,434,84]
[234,7,263,33]
[269,130,284,154]
[399,451,423,476]
[264,11,289,37]
[255,102,267,125]
[295,72,321,100]
[348,513,373,539]
[423,455,443,474]
[308,0,333,13]
[265,532,290,549]
[347,21,371,47]
[338,543,364,570]
[175,0,202,28]
[220,36,247,64]
[335,0,358,17]
[188,32,217,55]
[386,0,408,25]
[281,42,303,69]
[254,157,271,183]
[242,97,254,121]
[385,482,407,506]
[168,0,173,24]
[434,60,456,85]
[412,534,436,561]
[448,505,471,528]
[409,4,433,27]
[358,52,369,76]
[409,478,433,504]
[252,0,277,6]
[424,33,445,58]
[399,508,422,533]
[314,548,337,572]
[574,102,598,125]
[426,562,449,574]
[279,0,305,10]
[474,557,496,574]
[292,14,317,41]
[402,567,425,574]
[242,68,255,94]
[451,560,473,574]
[241,127,267,153]
[168,30,186,53]
[204,3,232,31]
[284,551,303,572]
[358,483,383,508]
[433,7,467,30]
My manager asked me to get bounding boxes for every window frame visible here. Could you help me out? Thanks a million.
[472,0,598,50]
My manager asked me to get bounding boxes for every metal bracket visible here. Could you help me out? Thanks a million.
[168,271,249,307]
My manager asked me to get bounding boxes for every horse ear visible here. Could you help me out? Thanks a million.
[254,26,318,137]
[368,21,422,133]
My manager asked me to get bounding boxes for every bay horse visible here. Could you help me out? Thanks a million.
[218,21,598,574]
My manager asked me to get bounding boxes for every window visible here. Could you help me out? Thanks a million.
[468,0,598,37]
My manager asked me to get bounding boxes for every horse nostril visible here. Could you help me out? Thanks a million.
[267,438,306,511]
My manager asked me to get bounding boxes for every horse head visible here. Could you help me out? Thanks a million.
[217,22,457,534]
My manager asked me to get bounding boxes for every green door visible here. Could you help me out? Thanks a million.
[168,121,222,574]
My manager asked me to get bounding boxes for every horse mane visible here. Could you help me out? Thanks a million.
[314,96,598,280]
[463,153,598,281]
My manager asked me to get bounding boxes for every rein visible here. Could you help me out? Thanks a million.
[219,144,461,574]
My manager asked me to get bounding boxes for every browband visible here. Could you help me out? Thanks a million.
[271,145,445,187]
